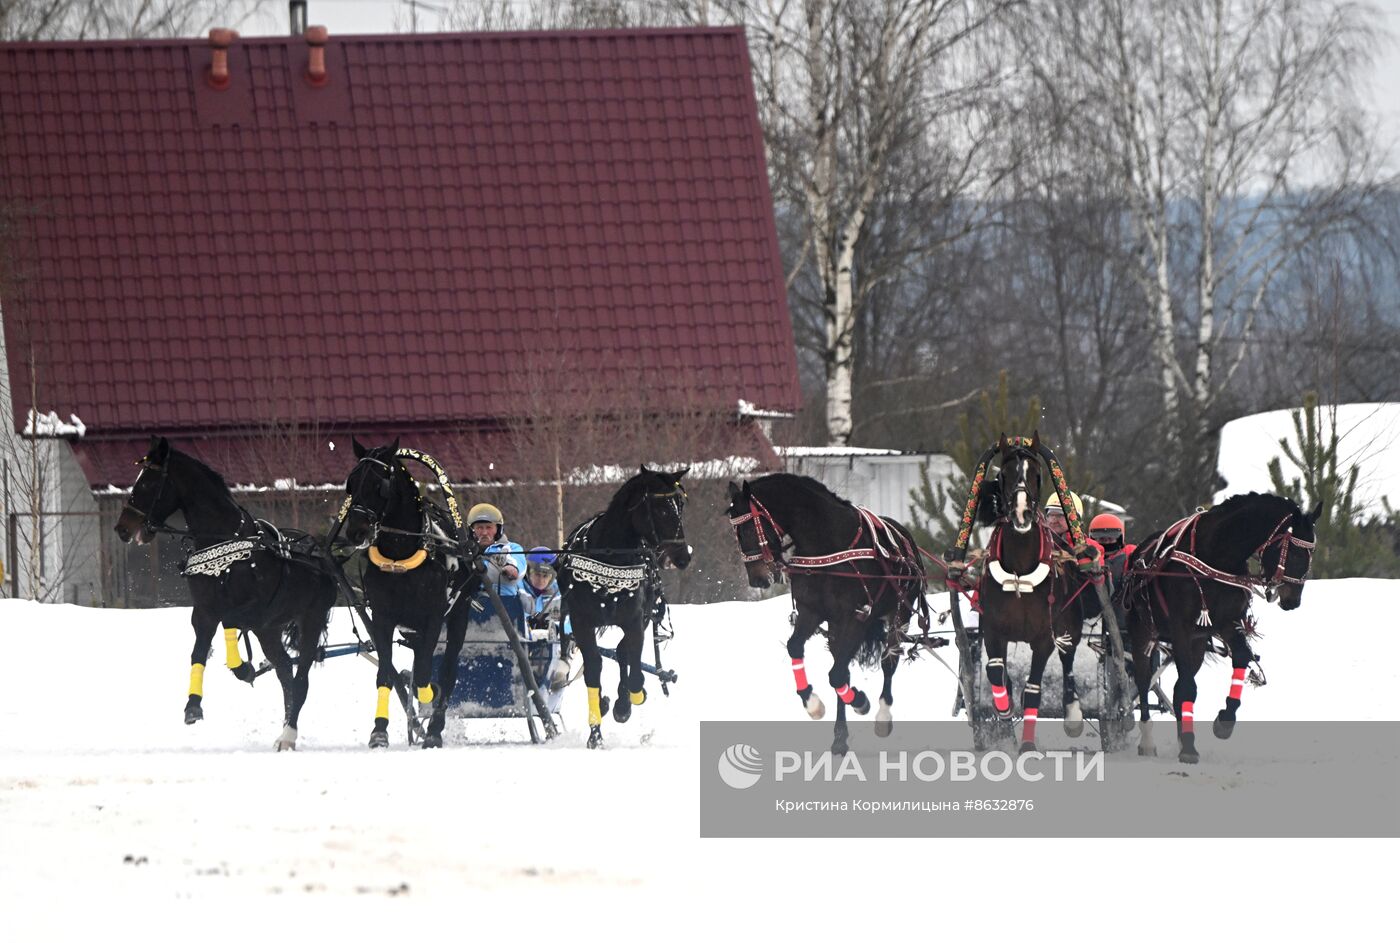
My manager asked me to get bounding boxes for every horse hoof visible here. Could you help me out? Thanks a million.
[230,662,255,683]
[832,738,849,757]
[612,699,632,724]
[875,699,893,738]
[587,727,603,749]
[1018,741,1039,755]
[275,739,296,752]
[275,726,297,751]
[1063,700,1084,738]
[1178,749,1199,764]
[184,704,203,725]
[851,690,871,715]
[368,730,389,749]
[421,733,443,749]
[1214,711,1236,740]
[801,689,826,720]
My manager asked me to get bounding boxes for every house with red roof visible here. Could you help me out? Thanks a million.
[0,25,799,604]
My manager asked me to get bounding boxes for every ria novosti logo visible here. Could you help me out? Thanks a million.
[717,744,764,789]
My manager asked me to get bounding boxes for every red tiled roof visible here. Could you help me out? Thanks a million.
[0,27,799,486]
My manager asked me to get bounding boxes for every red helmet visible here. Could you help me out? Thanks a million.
[1089,513,1125,544]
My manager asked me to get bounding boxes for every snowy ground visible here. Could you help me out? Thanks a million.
[2,582,1395,933]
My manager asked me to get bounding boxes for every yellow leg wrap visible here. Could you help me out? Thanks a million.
[188,663,205,698]
[376,686,391,720]
[587,687,602,726]
[223,627,243,669]
[417,685,433,703]
[630,688,646,705]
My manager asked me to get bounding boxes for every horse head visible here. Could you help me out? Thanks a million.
[997,432,1043,535]
[630,465,691,569]
[343,437,406,548]
[115,435,182,545]
[727,479,782,589]
[1264,501,1320,610]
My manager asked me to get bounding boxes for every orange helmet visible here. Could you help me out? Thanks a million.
[1089,513,1125,544]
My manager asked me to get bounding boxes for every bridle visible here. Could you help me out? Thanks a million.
[632,485,689,555]
[121,459,191,537]
[1255,515,1316,588]
[341,454,402,535]
[999,448,1041,534]
[728,494,790,567]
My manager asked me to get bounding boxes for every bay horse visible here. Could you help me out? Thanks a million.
[973,435,1100,753]
[726,473,929,754]
[341,438,480,748]
[113,436,337,750]
[1121,492,1318,762]
[556,466,691,749]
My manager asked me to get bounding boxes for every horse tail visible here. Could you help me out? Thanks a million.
[856,618,886,669]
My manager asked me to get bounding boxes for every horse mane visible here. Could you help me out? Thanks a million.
[604,468,673,518]
[168,447,234,497]
[1211,491,1306,523]
[749,473,855,510]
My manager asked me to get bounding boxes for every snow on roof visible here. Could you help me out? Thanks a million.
[564,457,763,486]
[23,410,85,438]
[736,399,795,420]
[1215,402,1400,517]
[777,445,905,457]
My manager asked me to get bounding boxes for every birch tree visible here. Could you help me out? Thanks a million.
[732,0,1017,445]
[0,0,267,40]
[1026,0,1384,503]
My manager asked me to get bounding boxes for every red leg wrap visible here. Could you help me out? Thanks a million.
[1022,707,1038,743]
[836,684,856,704]
[991,685,1010,713]
[1228,668,1245,701]
[1181,700,1194,734]
[791,659,809,691]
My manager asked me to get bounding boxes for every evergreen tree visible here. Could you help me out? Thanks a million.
[909,372,1103,553]
[1266,393,1400,578]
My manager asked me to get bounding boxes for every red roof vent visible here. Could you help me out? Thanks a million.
[207,28,237,90]
[304,26,328,87]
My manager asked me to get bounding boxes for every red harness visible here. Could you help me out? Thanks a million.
[728,497,929,625]
[1125,509,1316,625]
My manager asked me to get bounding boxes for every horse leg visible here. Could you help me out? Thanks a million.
[574,622,606,749]
[185,609,219,724]
[1060,633,1083,738]
[1173,641,1205,764]
[613,624,644,725]
[827,629,871,718]
[278,610,323,752]
[367,615,398,749]
[827,626,866,755]
[251,627,296,751]
[787,610,824,719]
[1214,627,1252,740]
[984,636,1013,720]
[1020,641,1052,754]
[224,624,255,683]
[875,645,897,738]
[427,604,470,747]
[410,628,439,747]
[1129,627,1157,757]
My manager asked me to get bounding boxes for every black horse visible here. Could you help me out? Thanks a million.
[727,473,928,754]
[341,438,480,749]
[556,466,691,749]
[113,436,337,750]
[972,436,1099,753]
[1121,492,1318,762]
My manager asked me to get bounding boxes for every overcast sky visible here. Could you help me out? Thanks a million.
[245,0,1400,169]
